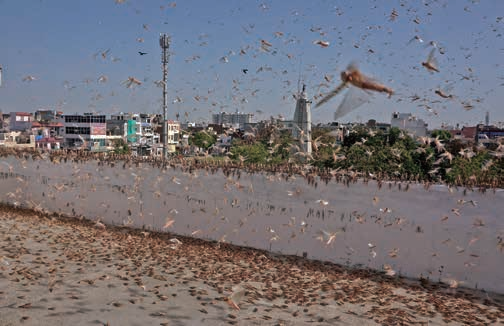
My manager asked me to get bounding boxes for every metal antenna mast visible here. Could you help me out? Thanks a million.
[297,56,303,94]
[159,34,171,159]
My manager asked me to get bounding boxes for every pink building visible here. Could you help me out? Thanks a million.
[35,137,61,150]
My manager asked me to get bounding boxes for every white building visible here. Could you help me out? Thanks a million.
[391,112,428,137]
[212,110,254,129]
[292,85,312,153]
[0,131,35,148]
[62,113,107,149]
[134,113,159,145]
[165,120,180,153]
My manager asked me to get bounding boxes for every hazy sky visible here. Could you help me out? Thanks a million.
[0,0,502,128]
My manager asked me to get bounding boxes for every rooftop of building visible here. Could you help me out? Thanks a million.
[31,122,64,128]
[10,112,32,116]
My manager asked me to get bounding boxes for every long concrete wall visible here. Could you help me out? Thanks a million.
[1,155,503,293]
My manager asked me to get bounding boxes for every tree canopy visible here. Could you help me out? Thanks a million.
[189,131,217,150]
[219,125,504,188]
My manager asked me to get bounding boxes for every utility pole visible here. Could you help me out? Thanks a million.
[159,34,171,159]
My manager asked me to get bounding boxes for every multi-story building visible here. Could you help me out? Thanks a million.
[112,112,177,156]
[391,112,427,137]
[477,125,504,140]
[128,113,159,146]
[448,126,477,141]
[108,113,165,154]
[34,109,62,122]
[153,119,180,154]
[9,112,33,131]
[62,113,107,149]
[106,113,129,138]
[166,120,180,151]
[366,119,391,132]
[212,110,254,129]
[31,110,64,145]
[107,112,138,142]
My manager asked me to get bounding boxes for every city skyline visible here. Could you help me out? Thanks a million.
[0,0,502,129]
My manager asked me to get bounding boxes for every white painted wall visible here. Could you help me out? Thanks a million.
[1,155,503,293]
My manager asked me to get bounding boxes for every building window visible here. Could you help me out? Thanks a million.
[65,127,90,134]
[64,115,105,124]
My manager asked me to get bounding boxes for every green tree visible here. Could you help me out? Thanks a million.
[230,142,269,164]
[189,131,216,150]
[271,129,294,163]
[113,139,130,154]
[387,127,402,146]
[343,127,370,147]
[431,129,452,141]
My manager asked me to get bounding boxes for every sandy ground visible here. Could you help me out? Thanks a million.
[0,204,503,326]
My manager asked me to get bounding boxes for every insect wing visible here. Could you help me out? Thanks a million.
[230,287,246,304]
[334,86,370,120]
[426,48,438,66]
[315,82,347,108]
